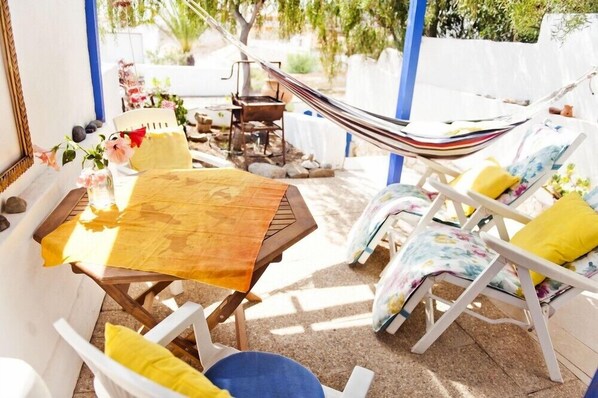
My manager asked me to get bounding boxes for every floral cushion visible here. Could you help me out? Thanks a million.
[496,144,566,205]
[584,187,598,211]
[372,226,598,332]
[345,184,434,263]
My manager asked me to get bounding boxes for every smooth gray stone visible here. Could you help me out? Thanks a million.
[283,163,309,178]
[85,123,97,134]
[4,196,26,213]
[248,163,287,179]
[72,126,86,143]
[187,132,209,143]
[90,119,103,128]
[300,159,320,169]
[0,215,9,232]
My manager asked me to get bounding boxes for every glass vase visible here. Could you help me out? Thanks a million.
[86,167,116,209]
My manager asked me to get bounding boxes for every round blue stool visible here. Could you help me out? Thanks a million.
[205,351,325,398]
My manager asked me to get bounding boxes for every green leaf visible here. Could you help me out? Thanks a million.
[62,149,76,165]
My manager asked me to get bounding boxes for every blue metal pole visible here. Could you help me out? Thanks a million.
[387,0,427,185]
[345,132,352,157]
[85,0,105,121]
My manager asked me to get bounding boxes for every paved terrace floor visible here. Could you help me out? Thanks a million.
[73,156,595,397]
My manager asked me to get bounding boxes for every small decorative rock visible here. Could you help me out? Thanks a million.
[248,163,287,179]
[213,132,228,142]
[4,196,27,213]
[72,125,86,143]
[301,159,319,169]
[85,122,97,134]
[0,215,9,232]
[187,132,209,143]
[321,163,332,169]
[309,168,335,178]
[195,113,213,133]
[283,163,309,179]
[90,119,103,128]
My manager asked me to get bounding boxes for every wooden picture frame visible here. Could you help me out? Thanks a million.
[0,0,32,193]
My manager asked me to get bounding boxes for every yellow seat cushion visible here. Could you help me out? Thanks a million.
[449,158,520,216]
[510,192,598,285]
[105,323,231,398]
[129,129,193,171]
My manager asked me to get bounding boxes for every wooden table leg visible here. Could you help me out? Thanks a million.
[234,306,248,351]
[100,283,199,359]
[134,281,173,306]
[206,264,270,330]
[246,292,262,302]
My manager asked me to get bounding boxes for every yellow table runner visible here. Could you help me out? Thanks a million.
[41,169,289,292]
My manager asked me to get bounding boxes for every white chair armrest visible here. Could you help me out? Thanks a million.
[481,232,598,293]
[417,156,461,178]
[340,366,374,398]
[189,149,234,168]
[144,302,238,370]
[428,179,479,208]
[144,302,204,345]
[468,190,532,225]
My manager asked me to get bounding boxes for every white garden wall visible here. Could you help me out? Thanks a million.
[0,2,120,396]
[345,14,598,180]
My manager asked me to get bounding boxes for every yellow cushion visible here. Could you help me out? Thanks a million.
[510,192,598,285]
[105,323,231,398]
[449,158,520,216]
[129,129,193,171]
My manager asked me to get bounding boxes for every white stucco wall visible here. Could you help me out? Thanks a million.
[345,14,598,177]
[0,1,112,396]
[347,14,598,122]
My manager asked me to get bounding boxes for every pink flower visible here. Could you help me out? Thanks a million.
[77,169,108,188]
[93,172,107,185]
[33,145,60,170]
[160,100,176,110]
[104,136,134,165]
[76,169,94,188]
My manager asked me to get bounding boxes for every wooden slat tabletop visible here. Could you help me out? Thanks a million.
[33,185,317,285]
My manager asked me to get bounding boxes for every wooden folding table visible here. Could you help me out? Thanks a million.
[34,184,316,355]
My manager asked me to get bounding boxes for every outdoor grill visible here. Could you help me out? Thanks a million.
[231,95,285,122]
[223,61,287,167]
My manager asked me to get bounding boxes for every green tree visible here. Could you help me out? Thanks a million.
[155,0,209,65]
[306,0,598,81]
[203,0,304,95]
[99,0,305,95]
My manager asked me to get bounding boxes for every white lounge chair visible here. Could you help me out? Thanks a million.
[347,120,586,265]
[373,188,598,383]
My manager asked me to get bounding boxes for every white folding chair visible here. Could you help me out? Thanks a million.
[55,302,374,398]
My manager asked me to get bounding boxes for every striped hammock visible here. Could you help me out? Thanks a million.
[182,0,597,158]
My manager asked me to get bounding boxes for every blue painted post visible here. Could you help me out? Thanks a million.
[85,0,105,121]
[345,132,352,157]
[387,0,427,185]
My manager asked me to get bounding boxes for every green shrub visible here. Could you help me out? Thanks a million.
[545,163,591,199]
[286,53,317,74]
[146,49,188,65]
